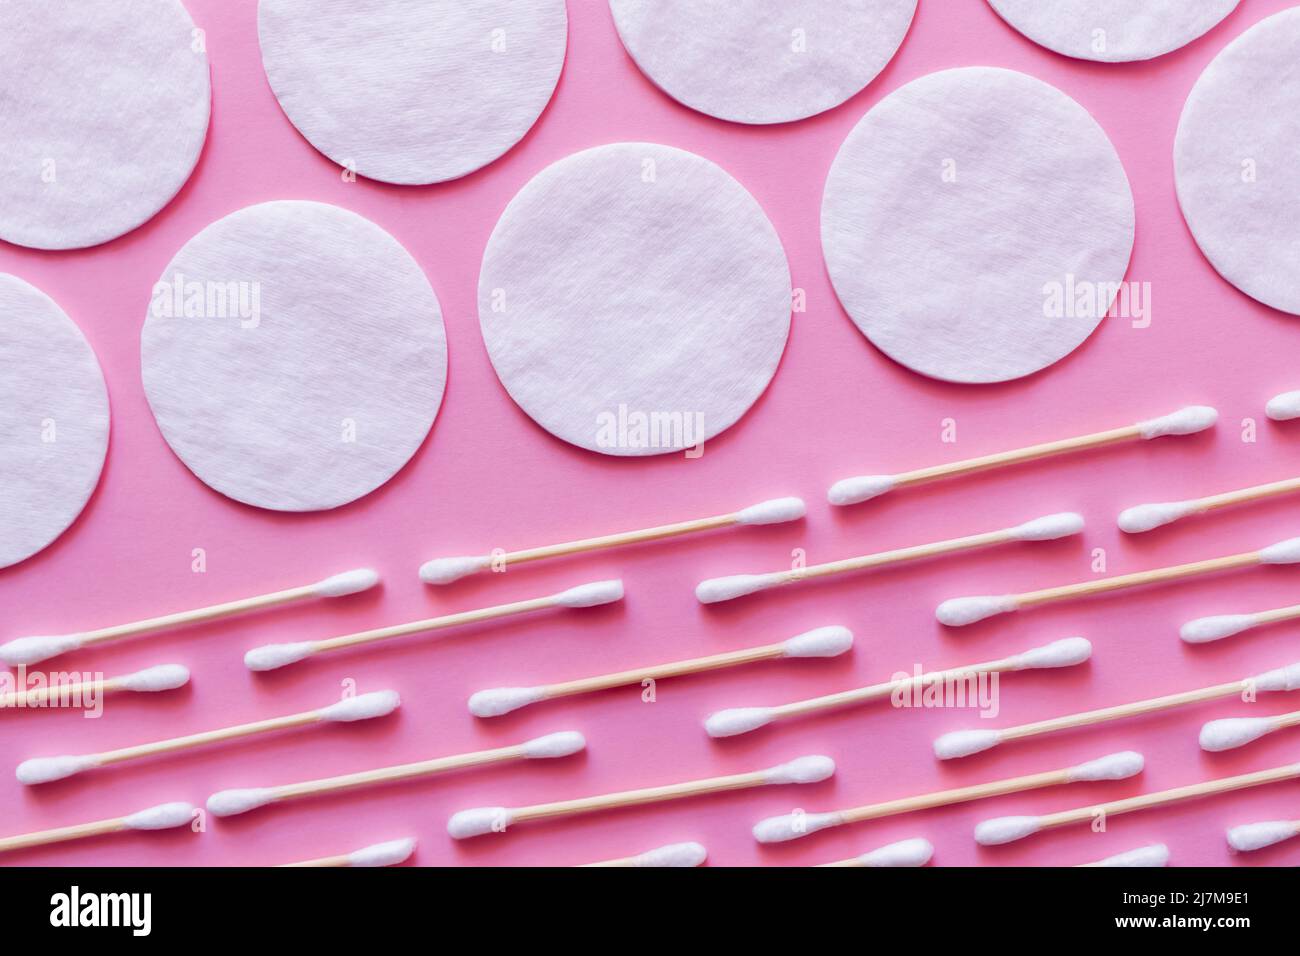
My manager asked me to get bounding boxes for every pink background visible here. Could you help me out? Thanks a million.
[3,0,1300,867]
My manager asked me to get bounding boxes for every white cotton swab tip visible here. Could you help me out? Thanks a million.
[1137,405,1218,439]
[317,690,401,722]
[1011,636,1093,670]
[860,837,935,867]
[1181,614,1259,644]
[1227,820,1300,852]
[695,573,779,605]
[206,788,277,817]
[827,475,897,507]
[936,595,1019,627]
[418,555,491,585]
[1251,662,1300,692]
[933,729,1004,760]
[115,664,192,692]
[468,686,546,718]
[761,755,836,785]
[781,625,854,658]
[0,633,85,667]
[521,731,586,759]
[1199,717,1280,752]
[975,815,1042,846]
[1091,844,1170,867]
[1118,501,1201,534]
[552,579,624,608]
[447,807,513,839]
[631,842,708,867]
[734,497,806,525]
[347,838,416,867]
[1266,391,1300,422]
[244,641,315,672]
[752,811,844,844]
[312,568,381,597]
[1009,512,1085,541]
[16,754,102,785]
[704,707,776,738]
[1259,538,1300,565]
[123,802,197,831]
[1066,751,1144,782]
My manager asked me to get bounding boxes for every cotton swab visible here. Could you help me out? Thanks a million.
[816,837,935,868]
[580,842,708,868]
[1266,390,1300,421]
[1182,599,1300,644]
[1119,476,1300,534]
[420,497,806,585]
[1,663,189,710]
[16,690,401,785]
[706,636,1091,739]
[753,751,1143,844]
[280,838,416,868]
[975,760,1300,846]
[206,731,586,818]
[937,536,1300,627]
[0,801,195,854]
[1077,844,1170,867]
[469,625,853,718]
[448,754,835,839]
[0,569,381,667]
[828,406,1217,506]
[1226,820,1300,852]
[1200,706,1300,752]
[934,661,1300,759]
[696,512,1085,604]
[245,579,624,672]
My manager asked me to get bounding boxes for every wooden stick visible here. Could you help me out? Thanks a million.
[0,802,195,854]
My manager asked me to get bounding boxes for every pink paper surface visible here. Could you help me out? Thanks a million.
[2,0,1299,868]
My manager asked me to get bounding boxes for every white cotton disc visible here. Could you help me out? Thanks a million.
[1174,8,1300,316]
[257,0,567,185]
[479,143,791,455]
[141,201,446,512]
[608,0,917,125]
[822,67,1134,384]
[0,276,109,569]
[987,0,1240,63]
[0,0,210,249]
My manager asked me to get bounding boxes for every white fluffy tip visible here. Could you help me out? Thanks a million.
[1251,661,1300,692]
[347,838,416,867]
[244,641,315,671]
[735,497,806,525]
[860,837,934,867]
[0,633,85,667]
[206,788,277,817]
[521,731,586,759]
[695,573,776,604]
[116,664,191,693]
[1137,405,1218,439]
[16,754,102,785]
[761,755,835,785]
[933,729,1003,760]
[418,555,490,585]
[1118,501,1200,534]
[1181,614,1258,644]
[448,807,513,839]
[752,811,843,844]
[1067,750,1144,782]
[704,707,776,738]
[553,579,624,608]
[827,475,897,506]
[469,686,545,718]
[1199,717,1279,752]
[631,842,708,867]
[122,802,196,831]
[317,690,401,722]
[781,625,854,658]
[1227,820,1300,852]
[1011,636,1093,670]
[313,568,381,597]
[975,815,1042,846]
[1266,390,1300,422]
[936,595,1018,627]
[1010,512,1085,541]
[1089,844,1170,867]
[1258,537,1300,565]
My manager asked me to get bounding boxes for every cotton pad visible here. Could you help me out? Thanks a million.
[822,67,1134,384]
[1174,7,1300,316]
[0,275,110,569]
[141,201,446,511]
[479,143,791,455]
[257,0,567,185]
[0,0,210,250]
[987,0,1239,62]
[608,0,917,124]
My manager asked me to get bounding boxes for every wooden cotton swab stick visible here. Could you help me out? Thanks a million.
[936,536,1300,627]
[816,837,934,868]
[828,406,1217,506]
[1267,390,1300,421]
[420,497,805,585]
[0,801,195,854]
[696,512,1085,604]
[1119,476,1300,534]
[245,579,624,671]
[280,838,416,868]
[206,731,586,818]
[1200,706,1300,752]
[705,636,1092,738]
[1182,599,1300,644]
[934,661,1300,759]
[469,625,853,718]
[976,759,1300,846]
[753,751,1144,844]
[0,569,381,667]
[580,842,708,868]
[1,663,189,710]
[16,690,401,785]
[1226,819,1300,852]
[448,754,836,839]
[1076,844,1170,867]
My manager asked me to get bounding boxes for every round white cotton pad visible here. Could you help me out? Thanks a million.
[1174,7,1300,316]
[987,0,1239,63]
[0,0,209,249]
[141,201,446,511]
[479,143,791,455]
[822,67,1134,384]
[608,0,917,124]
[0,276,109,569]
[257,0,567,185]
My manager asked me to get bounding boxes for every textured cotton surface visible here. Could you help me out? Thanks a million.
[141,201,446,511]
[258,0,567,185]
[609,0,916,124]
[0,275,109,569]
[479,143,791,456]
[822,67,1134,384]
[988,0,1240,62]
[1174,7,1300,316]
[0,0,210,250]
